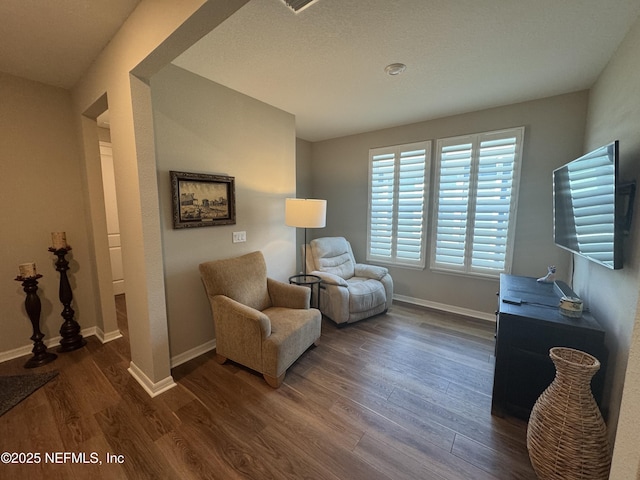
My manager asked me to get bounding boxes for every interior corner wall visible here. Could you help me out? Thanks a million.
[0,71,99,354]
[151,64,297,358]
[309,92,586,316]
[296,137,313,197]
[586,14,640,477]
[293,137,313,273]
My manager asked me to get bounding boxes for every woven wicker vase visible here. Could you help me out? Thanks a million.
[527,347,611,480]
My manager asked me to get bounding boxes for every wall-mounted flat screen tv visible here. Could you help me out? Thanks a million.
[553,141,622,269]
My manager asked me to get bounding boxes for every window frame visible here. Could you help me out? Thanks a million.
[429,127,524,278]
[367,140,431,269]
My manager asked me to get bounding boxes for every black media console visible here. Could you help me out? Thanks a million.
[491,274,608,419]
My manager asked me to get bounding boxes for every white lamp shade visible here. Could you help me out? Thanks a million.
[285,198,326,228]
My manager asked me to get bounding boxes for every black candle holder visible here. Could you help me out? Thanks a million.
[15,274,57,368]
[49,246,86,352]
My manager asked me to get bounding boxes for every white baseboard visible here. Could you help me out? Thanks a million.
[0,326,97,364]
[127,361,176,397]
[170,339,216,368]
[95,327,123,344]
[393,294,496,323]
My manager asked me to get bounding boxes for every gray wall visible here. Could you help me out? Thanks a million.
[581,15,640,473]
[310,91,587,317]
[0,71,100,355]
[293,138,314,274]
[296,137,313,197]
[152,64,297,359]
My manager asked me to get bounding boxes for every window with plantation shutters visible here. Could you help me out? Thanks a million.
[367,141,431,268]
[430,127,524,277]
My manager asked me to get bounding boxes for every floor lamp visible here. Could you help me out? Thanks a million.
[285,198,327,275]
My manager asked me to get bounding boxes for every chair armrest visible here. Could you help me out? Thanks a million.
[355,263,388,280]
[267,278,310,309]
[310,271,349,287]
[212,295,271,338]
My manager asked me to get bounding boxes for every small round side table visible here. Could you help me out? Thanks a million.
[289,274,322,309]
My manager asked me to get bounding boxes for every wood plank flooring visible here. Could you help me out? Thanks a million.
[0,296,536,479]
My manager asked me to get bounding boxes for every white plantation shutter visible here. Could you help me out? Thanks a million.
[431,128,524,277]
[433,142,472,267]
[369,152,395,259]
[471,136,518,271]
[368,141,430,268]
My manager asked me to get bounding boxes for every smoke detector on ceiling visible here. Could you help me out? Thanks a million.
[282,0,320,13]
[385,63,407,76]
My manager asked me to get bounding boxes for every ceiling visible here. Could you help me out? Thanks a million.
[1,0,639,142]
[0,0,140,89]
[174,0,640,141]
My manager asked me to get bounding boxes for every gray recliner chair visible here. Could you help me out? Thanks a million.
[306,237,393,325]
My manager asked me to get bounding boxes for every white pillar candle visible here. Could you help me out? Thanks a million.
[19,262,37,278]
[51,232,67,249]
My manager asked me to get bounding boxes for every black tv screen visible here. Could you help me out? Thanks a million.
[553,141,622,269]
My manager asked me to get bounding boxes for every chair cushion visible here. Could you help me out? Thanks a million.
[199,251,271,311]
[347,278,387,313]
[310,237,355,279]
[262,307,322,377]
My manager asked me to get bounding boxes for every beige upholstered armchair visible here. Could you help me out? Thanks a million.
[306,237,393,325]
[199,251,321,388]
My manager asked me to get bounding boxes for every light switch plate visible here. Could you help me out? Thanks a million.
[232,231,246,243]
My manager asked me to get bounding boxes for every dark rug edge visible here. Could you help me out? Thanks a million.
[0,371,59,417]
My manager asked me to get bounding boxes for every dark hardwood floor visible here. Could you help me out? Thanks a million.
[0,296,536,479]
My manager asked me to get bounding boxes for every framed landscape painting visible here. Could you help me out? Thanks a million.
[170,171,236,229]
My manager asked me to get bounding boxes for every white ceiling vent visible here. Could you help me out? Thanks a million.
[282,0,320,13]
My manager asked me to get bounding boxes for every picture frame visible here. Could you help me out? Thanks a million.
[170,171,236,229]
